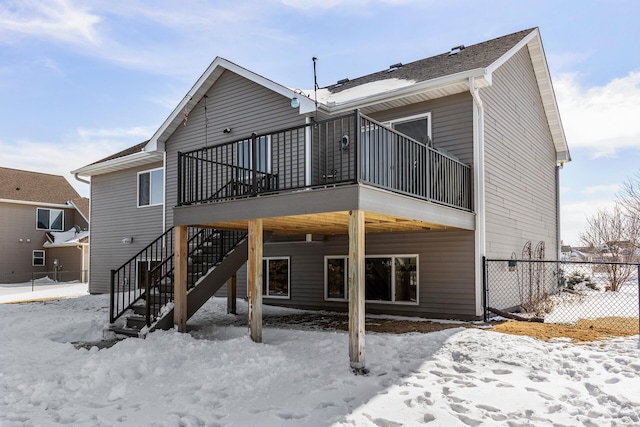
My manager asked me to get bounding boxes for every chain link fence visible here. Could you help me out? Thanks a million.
[484,259,640,335]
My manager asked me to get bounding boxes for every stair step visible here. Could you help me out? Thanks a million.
[109,325,142,338]
[126,315,151,329]
[132,303,162,316]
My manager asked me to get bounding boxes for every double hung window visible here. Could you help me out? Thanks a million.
[138,168,164,207]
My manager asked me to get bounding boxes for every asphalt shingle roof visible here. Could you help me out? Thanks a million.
[0,167,82,205]
[325,28,535,93]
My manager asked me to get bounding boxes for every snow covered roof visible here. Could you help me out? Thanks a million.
[43,227,89,248]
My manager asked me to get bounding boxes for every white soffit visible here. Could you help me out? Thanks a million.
[71,151,164,177]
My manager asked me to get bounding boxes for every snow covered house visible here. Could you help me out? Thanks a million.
[73,28,569,369]
[0,167,89,284]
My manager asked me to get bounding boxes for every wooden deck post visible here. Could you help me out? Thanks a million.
[248,219,263,343]
[348,210,366,373]
[227,273,237,315]
[174,225,188,332]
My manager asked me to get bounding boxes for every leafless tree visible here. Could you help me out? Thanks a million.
[579,205,636,291]
[618,171,640,251]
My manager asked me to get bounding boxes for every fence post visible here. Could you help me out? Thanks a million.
[637,264,640,340]
[482,256,488,322]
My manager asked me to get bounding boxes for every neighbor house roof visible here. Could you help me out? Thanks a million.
[0,167,81,205]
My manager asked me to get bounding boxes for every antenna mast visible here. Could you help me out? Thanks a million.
[312,57,318,120]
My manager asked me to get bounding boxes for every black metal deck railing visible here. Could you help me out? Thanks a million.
[178,110,472,211]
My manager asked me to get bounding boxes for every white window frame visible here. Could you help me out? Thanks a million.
[137,167,164,208]
[36,208,64,231]
[32,250,45,266]
[324,254,419,305]
[386,112,432,145]
[259,256,290,299]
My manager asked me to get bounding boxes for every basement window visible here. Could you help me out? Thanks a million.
[324,255,418,304]
[262,257,290,298]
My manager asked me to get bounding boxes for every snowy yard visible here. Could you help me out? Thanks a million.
[1,287,640,426]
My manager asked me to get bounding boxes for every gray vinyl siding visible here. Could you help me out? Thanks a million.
[233,230,477,319]
[89,162,164,293]
[164,70,307,226]
[482,47,559,259]
[369,92,474,165]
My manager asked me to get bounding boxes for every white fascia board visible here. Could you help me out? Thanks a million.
[71,151,164,177]
[0,199,72,209]
[325,68,489,115]
[145,57,317,152]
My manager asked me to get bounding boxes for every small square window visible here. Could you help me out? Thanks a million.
[33,250,45,266]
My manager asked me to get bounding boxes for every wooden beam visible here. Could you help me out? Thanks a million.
[174,225,188,332]
[247,219,263,343]
[227,273,237,315]
[348,210,367,373]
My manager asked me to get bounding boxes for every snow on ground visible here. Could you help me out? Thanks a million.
[1,290,639,426]
[0,278,88,303]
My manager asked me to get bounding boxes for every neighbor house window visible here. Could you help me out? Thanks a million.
[138,168,164,207]
[325,255,418,304]
[36,208,64,231]
[33,250,45,266]
[262,257,289,298]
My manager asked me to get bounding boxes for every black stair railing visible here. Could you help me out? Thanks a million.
[110,227,247,326]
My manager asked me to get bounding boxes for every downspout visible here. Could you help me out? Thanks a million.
[469,76,486,318]
[556,164,561,259]
[74,173,90,185]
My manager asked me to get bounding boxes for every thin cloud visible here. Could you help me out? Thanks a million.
[555,72,640,158]
[77,126,153,140]
[0,0,102,46]
[561,198,617,246]
[581,184,621,196]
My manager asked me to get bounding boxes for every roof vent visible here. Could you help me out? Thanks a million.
[449,45,465,56]
[388,62,403,71]
[336,78,349,86]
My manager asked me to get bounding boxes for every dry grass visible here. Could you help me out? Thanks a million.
[491,317,639,342]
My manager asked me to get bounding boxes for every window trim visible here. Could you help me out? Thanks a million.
[36,208,64,231]
[259,256,290,299]
[324,254,419,305]
[137,167,165,208]
[32,250,45,267]
[386,112,432,144]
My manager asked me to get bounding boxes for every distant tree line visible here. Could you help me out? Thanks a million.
[579,171,640,290]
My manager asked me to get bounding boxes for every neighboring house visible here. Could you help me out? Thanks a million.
[0,167,89,284]
[73,28,569,369]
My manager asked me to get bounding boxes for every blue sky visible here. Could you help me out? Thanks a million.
[1,0,639,246]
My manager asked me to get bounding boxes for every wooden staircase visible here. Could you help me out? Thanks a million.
[109,227,247,337]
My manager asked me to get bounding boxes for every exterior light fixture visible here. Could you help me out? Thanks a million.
[291,97,300,108]
[223,128,232,134]
[122,237,134,244]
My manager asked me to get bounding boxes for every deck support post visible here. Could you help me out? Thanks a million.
[348,210,367,373]
[248,219,263,343]
[227,273,237,314]
[174,225,188,332]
